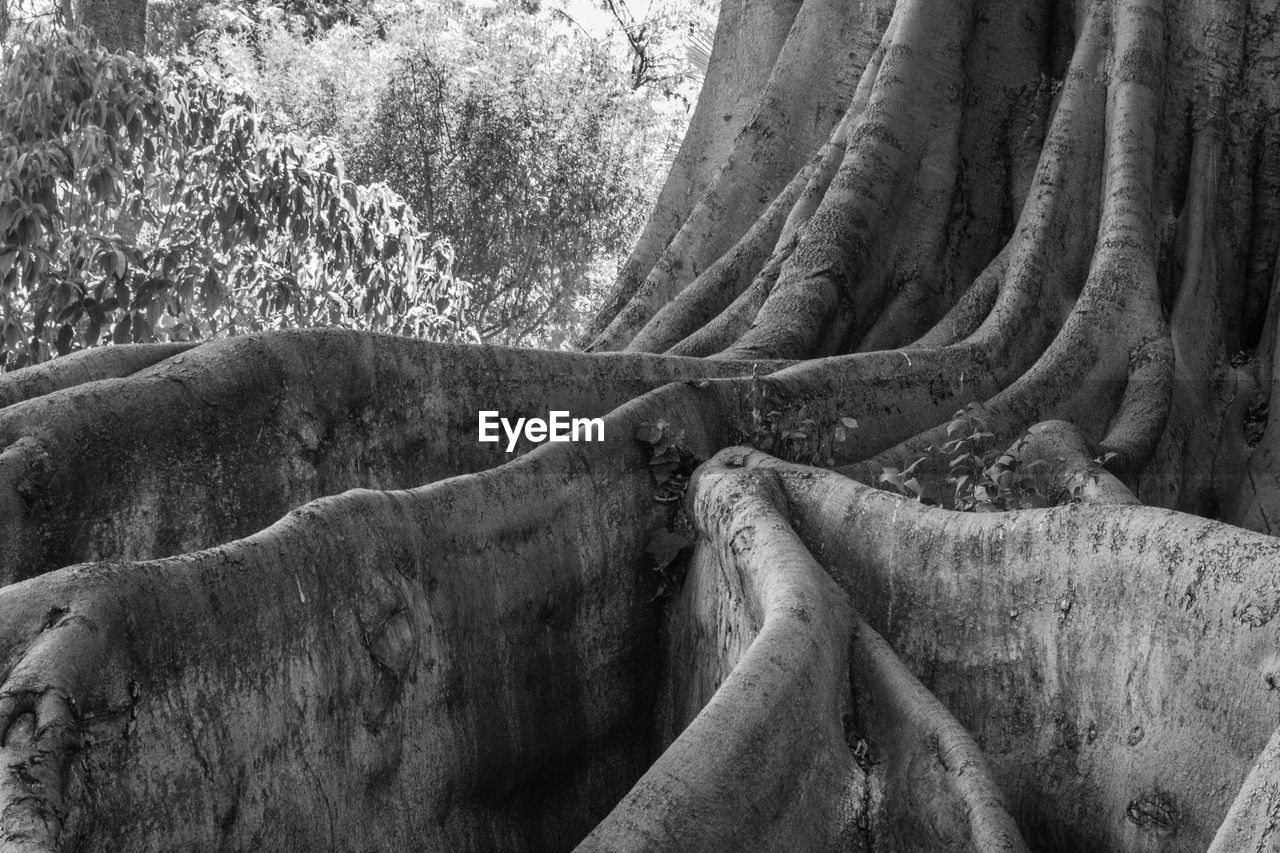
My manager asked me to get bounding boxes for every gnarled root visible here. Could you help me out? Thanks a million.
[0,330,769,584]
[745,450,1280,851]
[0,380,734,851]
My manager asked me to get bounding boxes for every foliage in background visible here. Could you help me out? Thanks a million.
[593,0,714,99]
[0,0,715,362]
[351,34,651,345]
[0,0,57,43]
[0,29,472,368]
[199,0,711,347]
[149,0,377,51]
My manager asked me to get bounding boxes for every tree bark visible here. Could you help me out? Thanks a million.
[74,0,146,54]
[5,0,1280,849]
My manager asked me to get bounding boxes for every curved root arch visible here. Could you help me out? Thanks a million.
[4,366,1280,848]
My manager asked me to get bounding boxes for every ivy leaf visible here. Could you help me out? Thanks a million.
[54,324,73,355]
[635,422,663,445]
[99,248,126,281]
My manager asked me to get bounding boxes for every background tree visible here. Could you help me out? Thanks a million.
[4,0,1280,851]
[74,0,146,52]
[6,0,701,348]
[0,31,472,369]
[345,11,654,345]
[600,0,714,95]
[2,0,147,52]
[196,0,708,346]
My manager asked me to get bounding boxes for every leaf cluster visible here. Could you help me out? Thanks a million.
[348,25,654,347]
[0,28,473,369]
[735,371,858,468]
[635,418,699,598]
[879,404,1049,511]
[201,0,692,348]
[634,418,698,503]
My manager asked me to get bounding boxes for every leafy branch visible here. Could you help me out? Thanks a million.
[0,29,474,368]
[879,403,1049,511]
[735,369,859,467]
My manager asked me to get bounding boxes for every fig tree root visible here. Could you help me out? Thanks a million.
[6,363,1280,849]
[0,330,770,585]
[9,0,1280,848]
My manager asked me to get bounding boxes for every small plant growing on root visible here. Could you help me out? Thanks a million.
[879,403,1050,512]
[1063,449,1120,503]
[735,369,859,467]
[635,419,700,598]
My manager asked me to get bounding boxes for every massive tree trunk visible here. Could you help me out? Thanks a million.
[3,0,1280,849]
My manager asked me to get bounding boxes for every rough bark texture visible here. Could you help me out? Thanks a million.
[6,0,1280,849]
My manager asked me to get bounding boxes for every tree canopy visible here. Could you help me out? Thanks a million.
[2,0,711,353]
